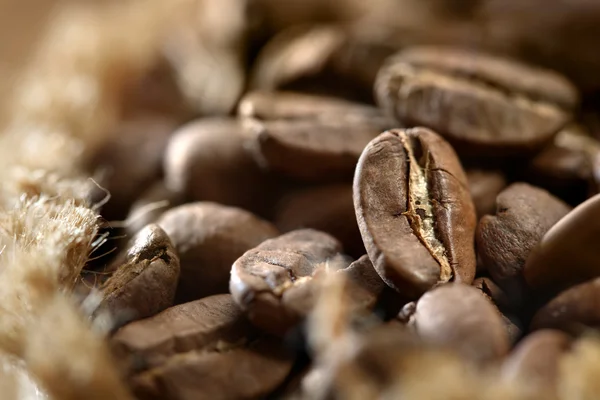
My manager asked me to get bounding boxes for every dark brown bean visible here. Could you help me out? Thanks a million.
[250,25,395,102]
[341,254,388,312]
[131,339,293,400]
[472,276,513,312]
[125,181,184,237]
[353,128,476,298]
[111,294,253,371]
[524,193,600,296]
[531,277,600,335]
[98,224,180,328]
[157,202,279,303]
[476,183,571,300]
[274,184,364,257]
[376,46,578,155]
[412,283,510,364]
[112,294,293,400]
[526,123,600,205]
[230,229,344,335]
[89,116,176,219]
[466,169,507,218]
[239,91,393,181]
[163,118,272,216]
[501,330,571,392]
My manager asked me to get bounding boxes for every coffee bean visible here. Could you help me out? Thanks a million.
[125,181,183,237]
[527,123,600,205]
[524,193,600,296]
[239,91,393,181]
[502,313,524,345]
[112,294,294,400]
[274,184,365,257]
[239,90,389,123]
[466,169,507,218]
[230,229,344,335]
[476,183,571,301]
[163,118,273,216]
[412,283,510,364]
[473,276,513,312]
[132,338,293,400]
[89,116,177,219]
[353,128,476,297]
[250,25,395,102]
[501,330,571,392]
[375,46,578,155]
[341,254,388,312]
[112,294,255,371]
[98,224,180,328]
[530,277,600,335]
[157,202,279,303]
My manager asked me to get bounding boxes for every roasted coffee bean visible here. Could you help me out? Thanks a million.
[230,229,345,335]
[239,91,393,181]
[157,202,279,303]
[375,46,578,155]
[466,169,507,218]
[97,224,180,328]
[89,116,177,219]
[239,90,390,122]
[501,330,571,393]
[125,181,183,237]
[473,276,513,312]
[163,118,273,216]
[502,313,524,345]
[274,184,364,257]
[250,25,395,102]
[530,277,600,335]
[411,283,509,364]
[112,294,255,370]
[476,183,571,301]
[353,128,476,297]
[341,255,388,312]
[112,294,294,400]
[524,193,600,296]
[527,123,600,205]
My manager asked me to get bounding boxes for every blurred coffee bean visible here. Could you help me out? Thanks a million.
[353,128,476,298]
[112,294,255,371]
[466,169,507,218]
[341,255,388,313]
[476,0,600,93]
[524,193,600,297]
[531,277,600,335]
[239,91,393,181]
[376,46,578,156]
[412,283,509,364]
[121,56,193,121]
[97,225,180,329]
[502,313,524,345]
[163,0,248,115]
[250,25,396,103]
[274,184,364,257]
[230,229,345,335]
[527,123,600,205]
[125,181,184,237]
[473,276,513,312]
[89,116,177,220]
[113,294,294,400]
[476,183,571,302]
[157,202,279,303]
[501,329,571,393]
[163,118,273,217]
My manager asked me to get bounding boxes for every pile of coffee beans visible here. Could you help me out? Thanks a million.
[83,2,600,399]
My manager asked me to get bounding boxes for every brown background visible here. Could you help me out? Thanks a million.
[0,1,65,122]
